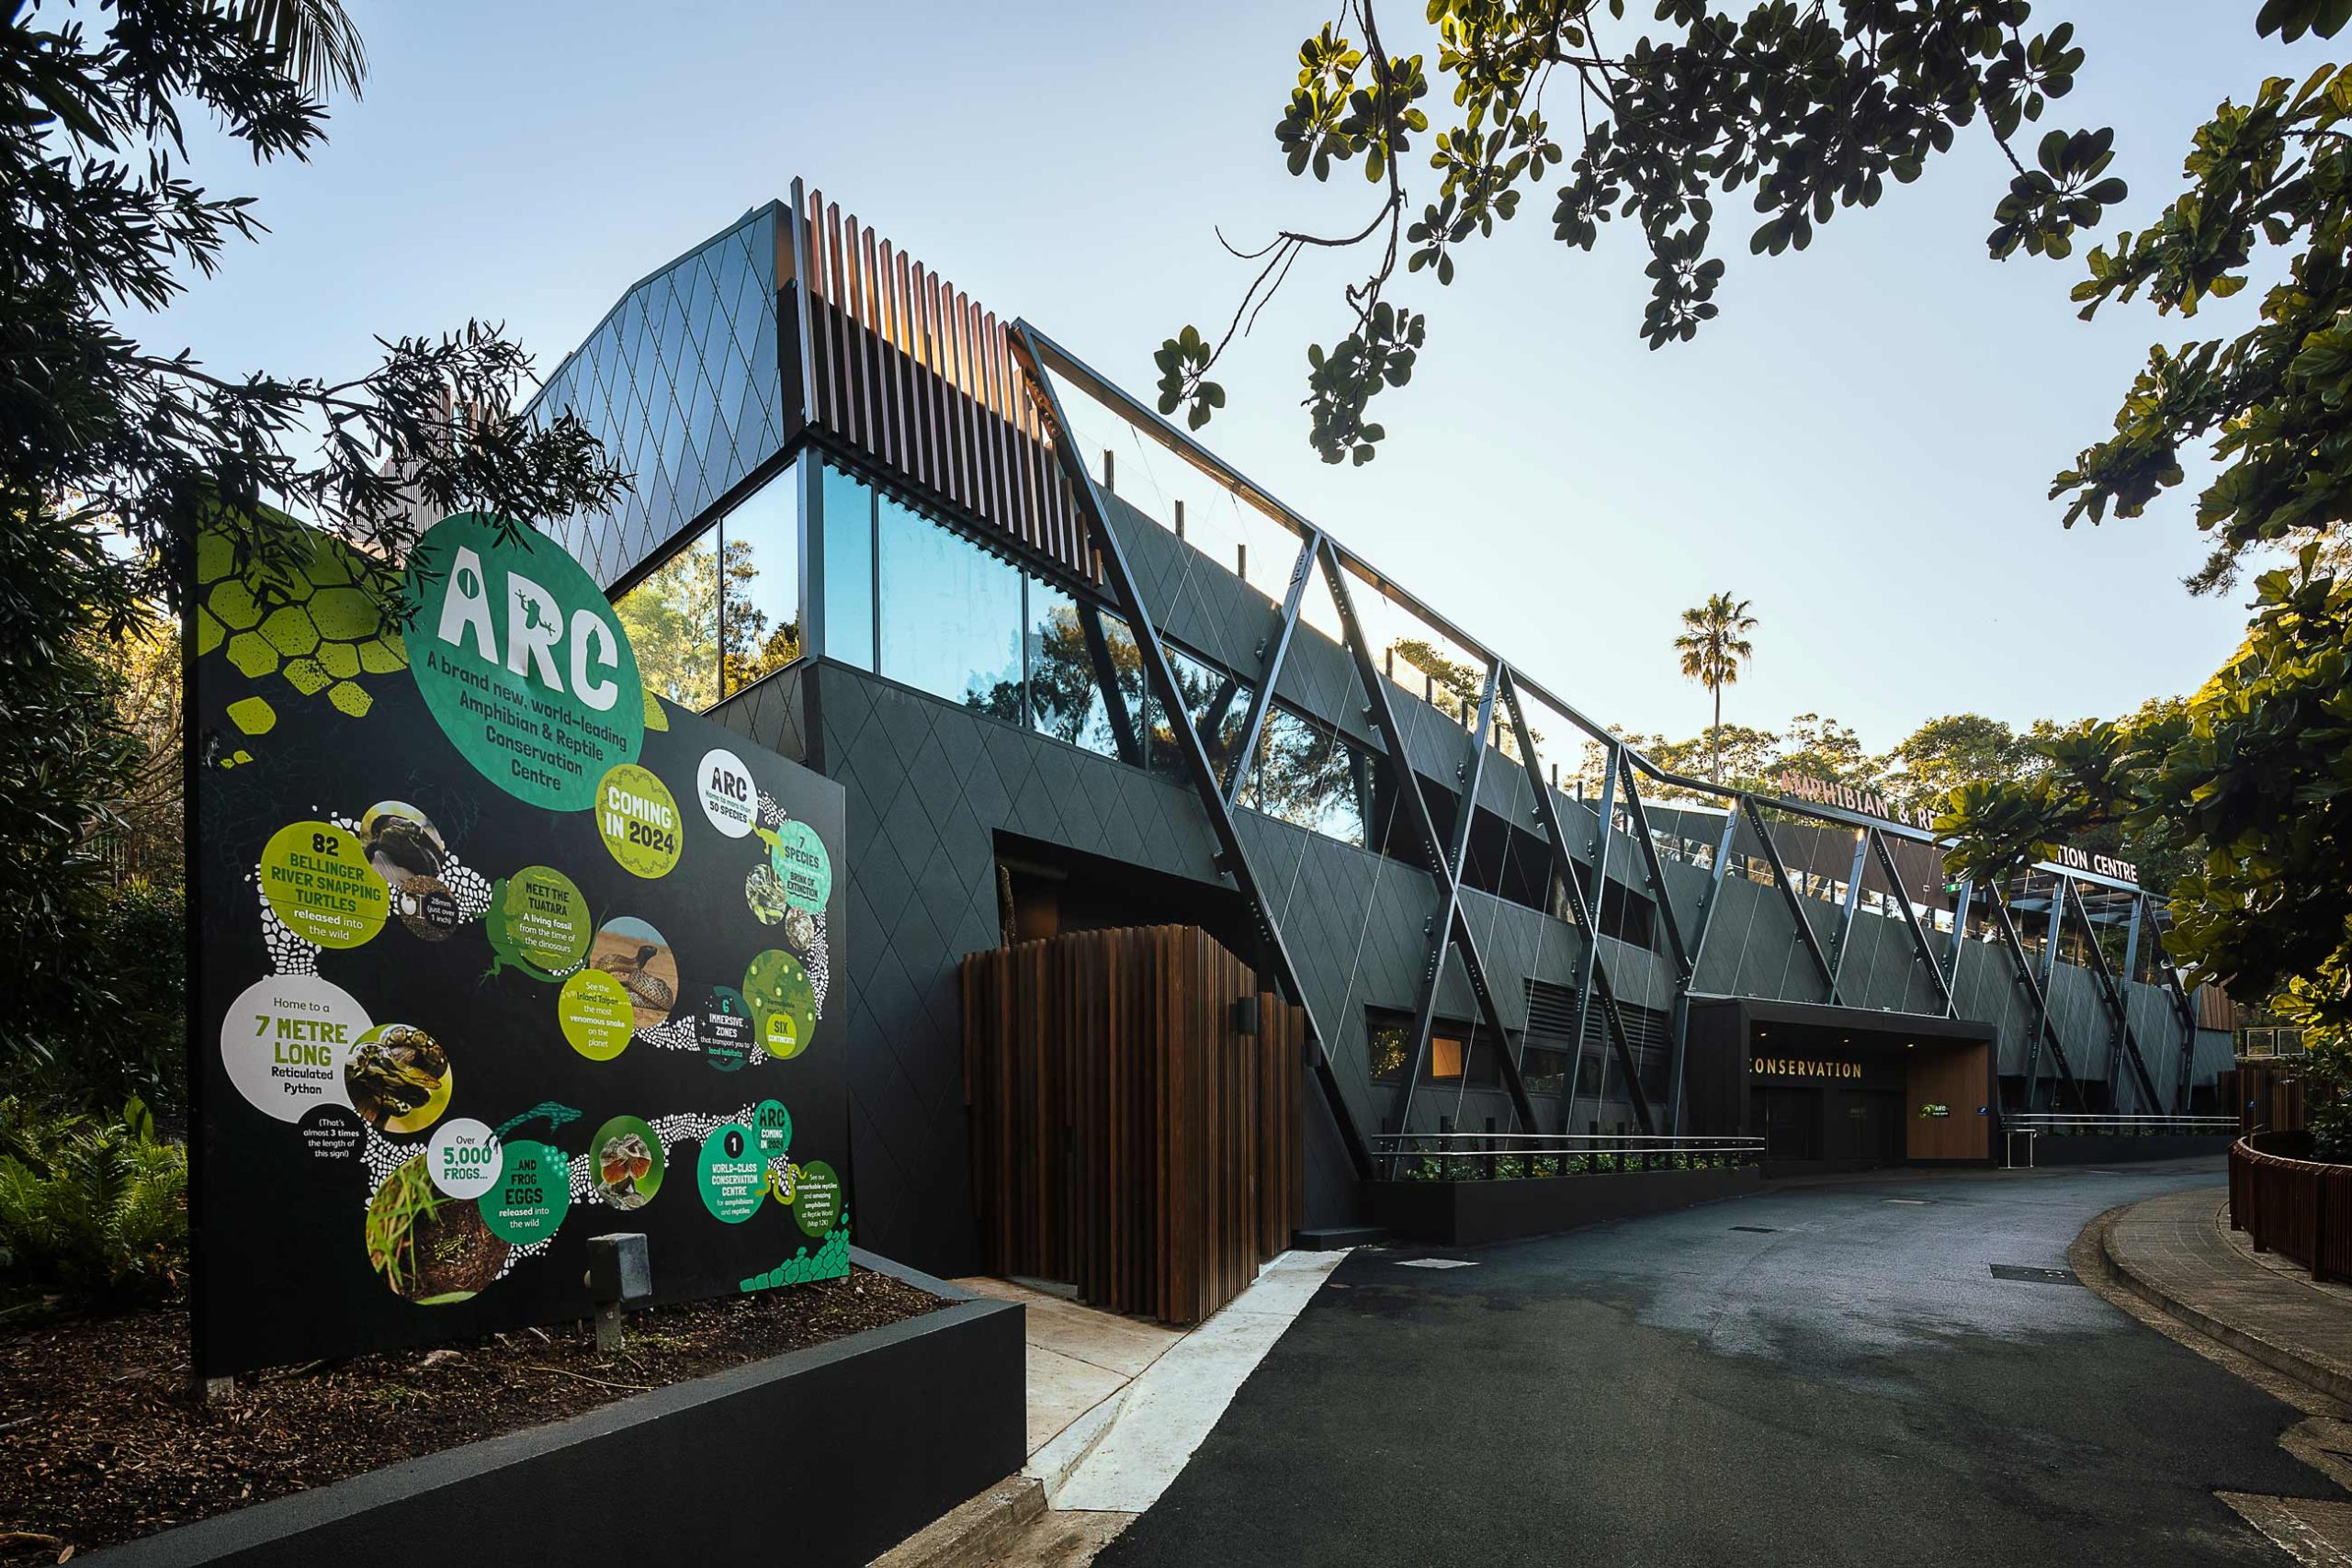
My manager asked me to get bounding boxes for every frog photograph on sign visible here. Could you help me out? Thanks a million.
[187,512,850,1376]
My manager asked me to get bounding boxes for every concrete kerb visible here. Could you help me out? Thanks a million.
[2079,1197,2352,1409]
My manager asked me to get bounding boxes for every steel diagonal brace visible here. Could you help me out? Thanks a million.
[1224,534,1320,812]
[1617,772,1692,980]
[1007,321,1373,1179]
[1388,663,1526,1150]
[1738,797,1838,1001]
[1985,882,2086,1112]
[1827,829,1870,990]
[1667,807,1747,1134]
[2063,877,2162,1114]
[2141,894,2199,1113]
[1496,670,1655,1134]
[1868,828,1955,1015]
[1317,545,1540,1140]
[1565,746,1622,1125]
[1944,876,1973,998]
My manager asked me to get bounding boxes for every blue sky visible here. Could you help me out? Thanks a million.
[150,2,2333,754]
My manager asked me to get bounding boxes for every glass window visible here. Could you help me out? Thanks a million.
[1574,1055,1602,1100]
[821,464,875,670]
[1238,704,1370,848]
[1367,1013,1410,1082]
[1155,644,1253,787]
[719,459,801,694]
[1025,582,1148,764]
[615,523,719,711]
[1430,1034,1465,1081]
[876,494,1023,716]
[1522,1046,1567,1097]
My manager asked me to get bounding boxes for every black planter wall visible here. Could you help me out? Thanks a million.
[92,1257,1023,1568]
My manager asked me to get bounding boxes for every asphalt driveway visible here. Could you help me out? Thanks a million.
[1100,1164,2330,1567]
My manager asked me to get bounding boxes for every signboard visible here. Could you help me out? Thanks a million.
[1764,771,2139,886]
[189,513,847,1377]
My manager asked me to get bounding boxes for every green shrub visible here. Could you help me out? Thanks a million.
[0,1096,187,1305]
[2,878,187,1128]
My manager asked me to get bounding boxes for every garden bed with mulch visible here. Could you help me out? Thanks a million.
[0,1268,942,1563]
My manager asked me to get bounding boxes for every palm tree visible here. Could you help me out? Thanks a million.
[224,0,369,99]
[1674,592,1758,784]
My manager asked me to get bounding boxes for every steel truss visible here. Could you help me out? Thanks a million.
[996,317,2195,1165]
[2060,876,2164,1113]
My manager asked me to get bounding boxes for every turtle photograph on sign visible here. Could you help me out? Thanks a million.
[188,512,849,1377]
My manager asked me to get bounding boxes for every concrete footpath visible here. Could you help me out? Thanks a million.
[871,1251,1347,1567]
[2099,1184,2352,1405]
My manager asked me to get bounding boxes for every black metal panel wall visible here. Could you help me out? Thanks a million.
[547,196,2223,1271]
[526,206,793,590]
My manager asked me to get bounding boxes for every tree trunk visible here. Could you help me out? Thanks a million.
[1710,681,1723,783]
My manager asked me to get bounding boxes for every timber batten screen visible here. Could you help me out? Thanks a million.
[797,190,1092,581]
[961,926,1305,1325]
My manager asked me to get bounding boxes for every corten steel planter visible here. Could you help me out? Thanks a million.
[2230,1133,2352,1282]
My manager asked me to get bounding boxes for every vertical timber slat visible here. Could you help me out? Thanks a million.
[961,926,1304,1325]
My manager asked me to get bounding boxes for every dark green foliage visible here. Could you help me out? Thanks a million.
[1164,2,2120,462]
[0,2,628,622]
[1946,558,2352,1021]
[3,880,192,1132]
[1949,31,2352,1029]
[2258,0,2352,45]
[2054,61,2352,592]
[1,3,630,1119]
[0,509,146,1072]
[0,1097,188,1307]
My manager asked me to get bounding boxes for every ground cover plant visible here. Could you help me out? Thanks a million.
[0,1267,942,1564]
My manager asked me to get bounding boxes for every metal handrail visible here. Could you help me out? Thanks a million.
[1369,1131,1766,1181]
[1369,1133,1763,1147]
[2004,1113,2237,1134]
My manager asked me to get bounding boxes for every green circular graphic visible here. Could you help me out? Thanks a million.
[595,762,683,879]
[404,512,643,812]
[743,949,817,1060]
[793,1159,842,1236]
[480,1139,571,1244]
[260,819,389,949]
[770,820,833,911]
[559,969,633,1060]
[488,865,591,975]
[697,1123,765,1224]
[590,1114,664,1211]
[754,1099,793,1163]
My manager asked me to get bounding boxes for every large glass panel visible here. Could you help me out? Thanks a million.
[1239,704,1369,848]
[876,495,1023,716]
[1153,644,1253,787]
[821,464,875,670]
[1025,581,1147,764]
[614,524,719,711]
[719,458,800,694]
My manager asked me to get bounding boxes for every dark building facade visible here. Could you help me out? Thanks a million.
[526,187,2233,1277]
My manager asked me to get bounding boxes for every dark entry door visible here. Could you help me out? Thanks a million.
[1754,1087,1821,1162]
[1832,1090,1905,1165]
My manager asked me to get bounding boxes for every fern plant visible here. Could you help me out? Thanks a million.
[0,1096,187,1304]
